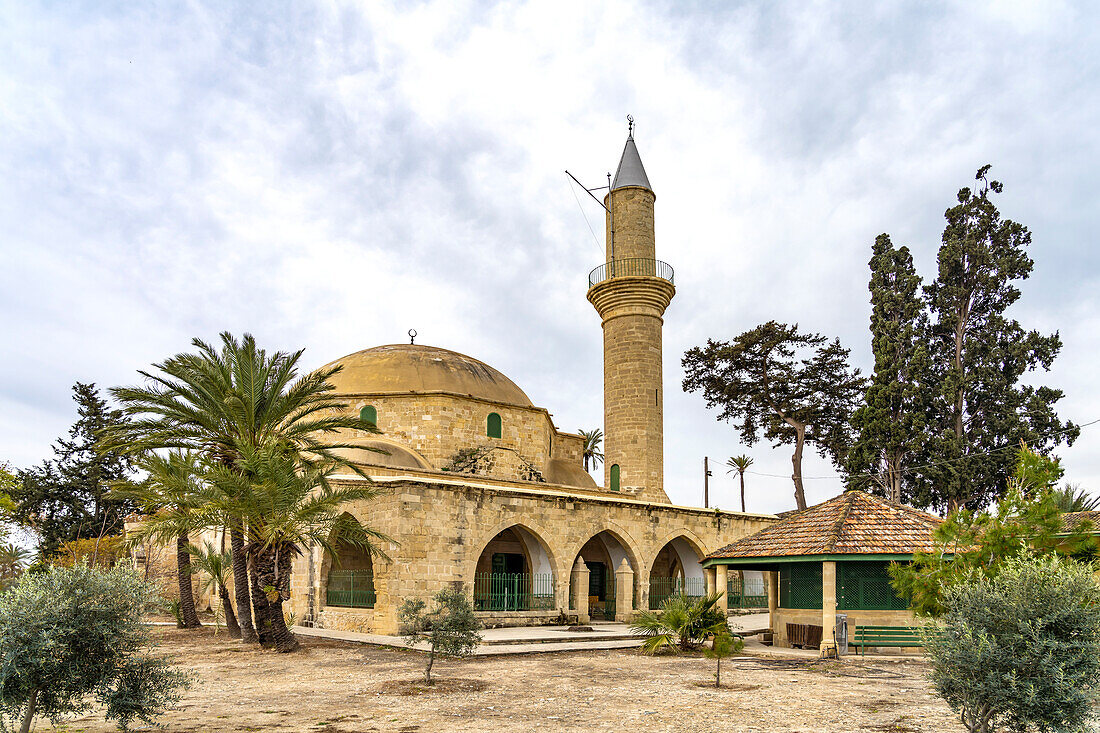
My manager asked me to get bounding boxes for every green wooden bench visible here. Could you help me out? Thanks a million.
[852,625,923,657]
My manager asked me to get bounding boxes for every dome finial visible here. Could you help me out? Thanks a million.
[627,114,634,139]
[408,328,417,345]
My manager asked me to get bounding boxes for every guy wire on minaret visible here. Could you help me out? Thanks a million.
[564,115,635,264]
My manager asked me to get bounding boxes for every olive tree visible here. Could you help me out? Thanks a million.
[398,588,482,685]
[0,564,190,732]
[925,555,1100,733]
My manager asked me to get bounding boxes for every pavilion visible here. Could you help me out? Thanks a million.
[702,491,942,655]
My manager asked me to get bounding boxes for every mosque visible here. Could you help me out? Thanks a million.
[274,127,777,634]
[128,127,777,634]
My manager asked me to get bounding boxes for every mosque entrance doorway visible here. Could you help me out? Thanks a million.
[648,536,705,609]
[570,531,636,621]
[473,526,555,611]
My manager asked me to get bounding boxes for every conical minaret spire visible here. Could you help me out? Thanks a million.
[612,120,652,192]
[586,120,675,503]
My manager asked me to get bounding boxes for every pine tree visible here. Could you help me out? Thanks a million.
[12,384,138,555]
[920,166,1077,511]
[683,322,864,510]
[846,235,930,503]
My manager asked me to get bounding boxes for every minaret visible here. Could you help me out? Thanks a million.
[587,122,675,503]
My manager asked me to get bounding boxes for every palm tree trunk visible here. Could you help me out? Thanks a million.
[230,523,258,643]
[739,472,746,513]
[177,533,202,628]
[248,544,297,651]
[247,546,276,648]
[271,547,299,653]
[219,584,241,638]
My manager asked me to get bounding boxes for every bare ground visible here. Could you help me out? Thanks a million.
[48,626,964,733]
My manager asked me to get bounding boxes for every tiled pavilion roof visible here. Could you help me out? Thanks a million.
[706,491,943,561]
[1062,511,1100,533]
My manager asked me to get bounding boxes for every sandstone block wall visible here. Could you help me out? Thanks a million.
[290,477,775,634]
[604,186,656,261]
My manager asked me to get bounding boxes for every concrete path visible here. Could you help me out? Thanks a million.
[292,624,644,656]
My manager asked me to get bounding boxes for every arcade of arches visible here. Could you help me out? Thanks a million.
[289,477,775,633]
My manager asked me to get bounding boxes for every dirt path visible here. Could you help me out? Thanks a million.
[50,627,963,732]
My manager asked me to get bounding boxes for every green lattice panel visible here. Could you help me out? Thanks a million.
[779,563,822,610]
[837,561,908,611]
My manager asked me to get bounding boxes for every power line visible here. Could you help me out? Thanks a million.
[741,418,1098,481]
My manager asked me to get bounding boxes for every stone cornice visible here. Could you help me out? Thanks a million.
[332,471,778,521]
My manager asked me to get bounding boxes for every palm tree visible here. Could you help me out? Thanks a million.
[116,451,206,628]
[726,455,753,513]
[188,540,240,637]
[107,332,378,644]
[0,543,30,592]
[207,443,389,653]
[578,428,604,473]
[1053,484,1100,513]
[631,592,726,653]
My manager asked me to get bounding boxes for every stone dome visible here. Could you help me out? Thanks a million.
[321,344,533,407]
[331,441,433,471]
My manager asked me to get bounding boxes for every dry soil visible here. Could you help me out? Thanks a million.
[48,626,964,732]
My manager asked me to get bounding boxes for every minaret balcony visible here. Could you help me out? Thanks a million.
[587,258,674,289]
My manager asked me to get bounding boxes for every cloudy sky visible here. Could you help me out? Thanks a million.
[3,1,1098,515]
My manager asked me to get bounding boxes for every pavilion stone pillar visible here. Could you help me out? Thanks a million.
[767,571,779,638]
[571,557,590,624]
[704,566,717,597]
[820,561,837,657]
[715,564,729,615]
[614,558,634,623]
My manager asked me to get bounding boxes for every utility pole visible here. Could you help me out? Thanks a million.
[704,456,713,508]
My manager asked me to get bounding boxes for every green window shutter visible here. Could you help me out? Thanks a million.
[359,405,377,426]
[610,464,620,491]
[487,412,502,438]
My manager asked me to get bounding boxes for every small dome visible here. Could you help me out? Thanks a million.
[543,458,598,490]
[321,344,533,407]
[331,441,433,471]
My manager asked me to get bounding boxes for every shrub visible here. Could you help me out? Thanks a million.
[0,564,190,732]
[925,555,1100,733]
[398,588,482,685]
[631,592,727,653]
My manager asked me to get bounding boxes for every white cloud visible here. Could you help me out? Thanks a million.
[1,0,1098,515]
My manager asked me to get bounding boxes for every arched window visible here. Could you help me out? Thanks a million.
[610,464,620,491]
[359,405,377,427]
[486,412,502,439]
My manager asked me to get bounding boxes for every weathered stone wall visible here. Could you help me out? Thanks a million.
[290,476,775,634]
[604,186,656,261]
[344,393,567,479]
[587,185,675,503]
[551,431,584,463]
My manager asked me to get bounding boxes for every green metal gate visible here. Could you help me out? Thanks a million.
[727,574,768,608]
[649,576,706,609]
[473,572,555,611]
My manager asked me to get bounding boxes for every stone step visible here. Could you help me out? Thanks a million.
[479,632,639,645]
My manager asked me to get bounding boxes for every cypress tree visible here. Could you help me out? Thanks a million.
[919,166,1077,511]
[846,234,930,503]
